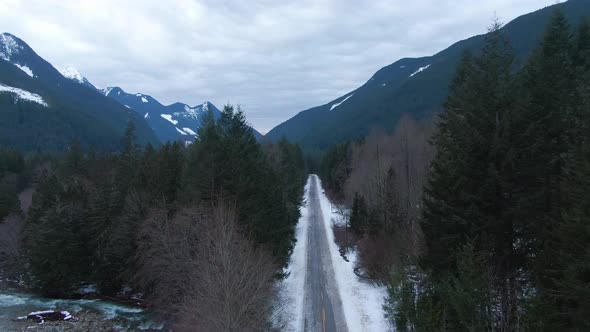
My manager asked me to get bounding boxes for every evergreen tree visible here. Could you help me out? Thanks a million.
[350,192,369,235]
[422,21,521,330]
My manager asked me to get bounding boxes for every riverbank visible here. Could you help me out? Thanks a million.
[0,281,165,331]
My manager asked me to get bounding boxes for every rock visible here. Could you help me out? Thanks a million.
[18,311,73,324]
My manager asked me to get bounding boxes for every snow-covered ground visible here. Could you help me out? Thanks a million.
[275,178,311,331]
[316,176,390,332]
[277,175,391,331]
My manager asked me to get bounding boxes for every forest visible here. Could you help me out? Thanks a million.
[0,105,306,331]
[320,10,590,331]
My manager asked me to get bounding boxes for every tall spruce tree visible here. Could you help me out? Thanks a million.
[422,21,521,330]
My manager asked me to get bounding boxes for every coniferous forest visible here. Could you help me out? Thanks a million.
[320,11,590,331]
[0,105,305,330]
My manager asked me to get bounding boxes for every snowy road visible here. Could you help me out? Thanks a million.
[304,175,347,332]
[278,175,389,332]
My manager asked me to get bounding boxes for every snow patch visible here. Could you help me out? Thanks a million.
[57,66,85,83]
[102,87,114,96]
[141,96,148,103]
[175,127,188,135]
[179,104,202,120]
[15,64,33,77]
[144,112,149,119]
[330,94,354,111]
[160,114,178,125]
[316,175,390,332]
[382,83,387,87]
[410,64,431,77]
[0,84,47,107]
[182,127,197,135]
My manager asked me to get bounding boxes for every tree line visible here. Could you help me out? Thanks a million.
[321,10,590,331]
[0,105,306,330]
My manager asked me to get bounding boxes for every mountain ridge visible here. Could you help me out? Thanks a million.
[265,0,589,150]
[0,32,160,151]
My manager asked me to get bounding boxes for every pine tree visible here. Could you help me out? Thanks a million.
[350,192,369,235]
[422,21,521,329]
[511,11,576,326]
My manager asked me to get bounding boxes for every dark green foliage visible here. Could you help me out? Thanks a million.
[25,178,92,296]
[18,103,305,297]
[0,181,19,220]
[349,192,368,235]
[184,105,305,266]
[319,141,351,198]
[416,11,590,331]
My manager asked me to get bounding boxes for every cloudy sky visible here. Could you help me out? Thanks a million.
[1,0,556,132]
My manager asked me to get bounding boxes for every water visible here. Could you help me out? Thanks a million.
[0,289,165,331]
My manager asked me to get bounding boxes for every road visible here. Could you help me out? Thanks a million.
[303,175,347,332]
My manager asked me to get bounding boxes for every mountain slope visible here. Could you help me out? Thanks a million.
[102,87,263,142]
[101,86,221,143]
[266,0,590,150]
[0,33,159,151]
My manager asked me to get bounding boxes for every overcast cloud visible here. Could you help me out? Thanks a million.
[0,0,556,132]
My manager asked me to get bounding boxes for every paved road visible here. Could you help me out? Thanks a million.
[303,175,347,332]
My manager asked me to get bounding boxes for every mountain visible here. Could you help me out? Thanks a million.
[100,86,221,143]
[56,66,96,89]
[101,86,263,143]
[266,0,590,150]
[0,33,160,152]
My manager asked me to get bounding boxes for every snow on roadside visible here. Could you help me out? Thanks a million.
[274,177,311,332]
[315,175,391,332]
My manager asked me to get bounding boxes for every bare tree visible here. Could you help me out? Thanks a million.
[136,201,278,332]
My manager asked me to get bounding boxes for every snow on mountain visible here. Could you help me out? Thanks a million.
[57,66,84,83]
[182,127,197,135]
[0,33,23,62]
[409,64,431,77]
[101,87,115,96]
[330,94,354,111]
[160,114,178,125]
[0,33,36,78]
[15,64,33,77]
[175,127,188,135]
[0,83,47,107]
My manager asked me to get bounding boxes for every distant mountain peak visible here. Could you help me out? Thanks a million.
[57,66,84,83]
[0,33,24,62]
[101,86,124,97]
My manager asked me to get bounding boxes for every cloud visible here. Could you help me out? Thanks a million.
[0,0,554,132]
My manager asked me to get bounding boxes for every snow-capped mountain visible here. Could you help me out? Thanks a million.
[0,32,159,151]
[101,87,263,143]
[100,86,222,143]
[56,66,95,89]
[0,33,37,78]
